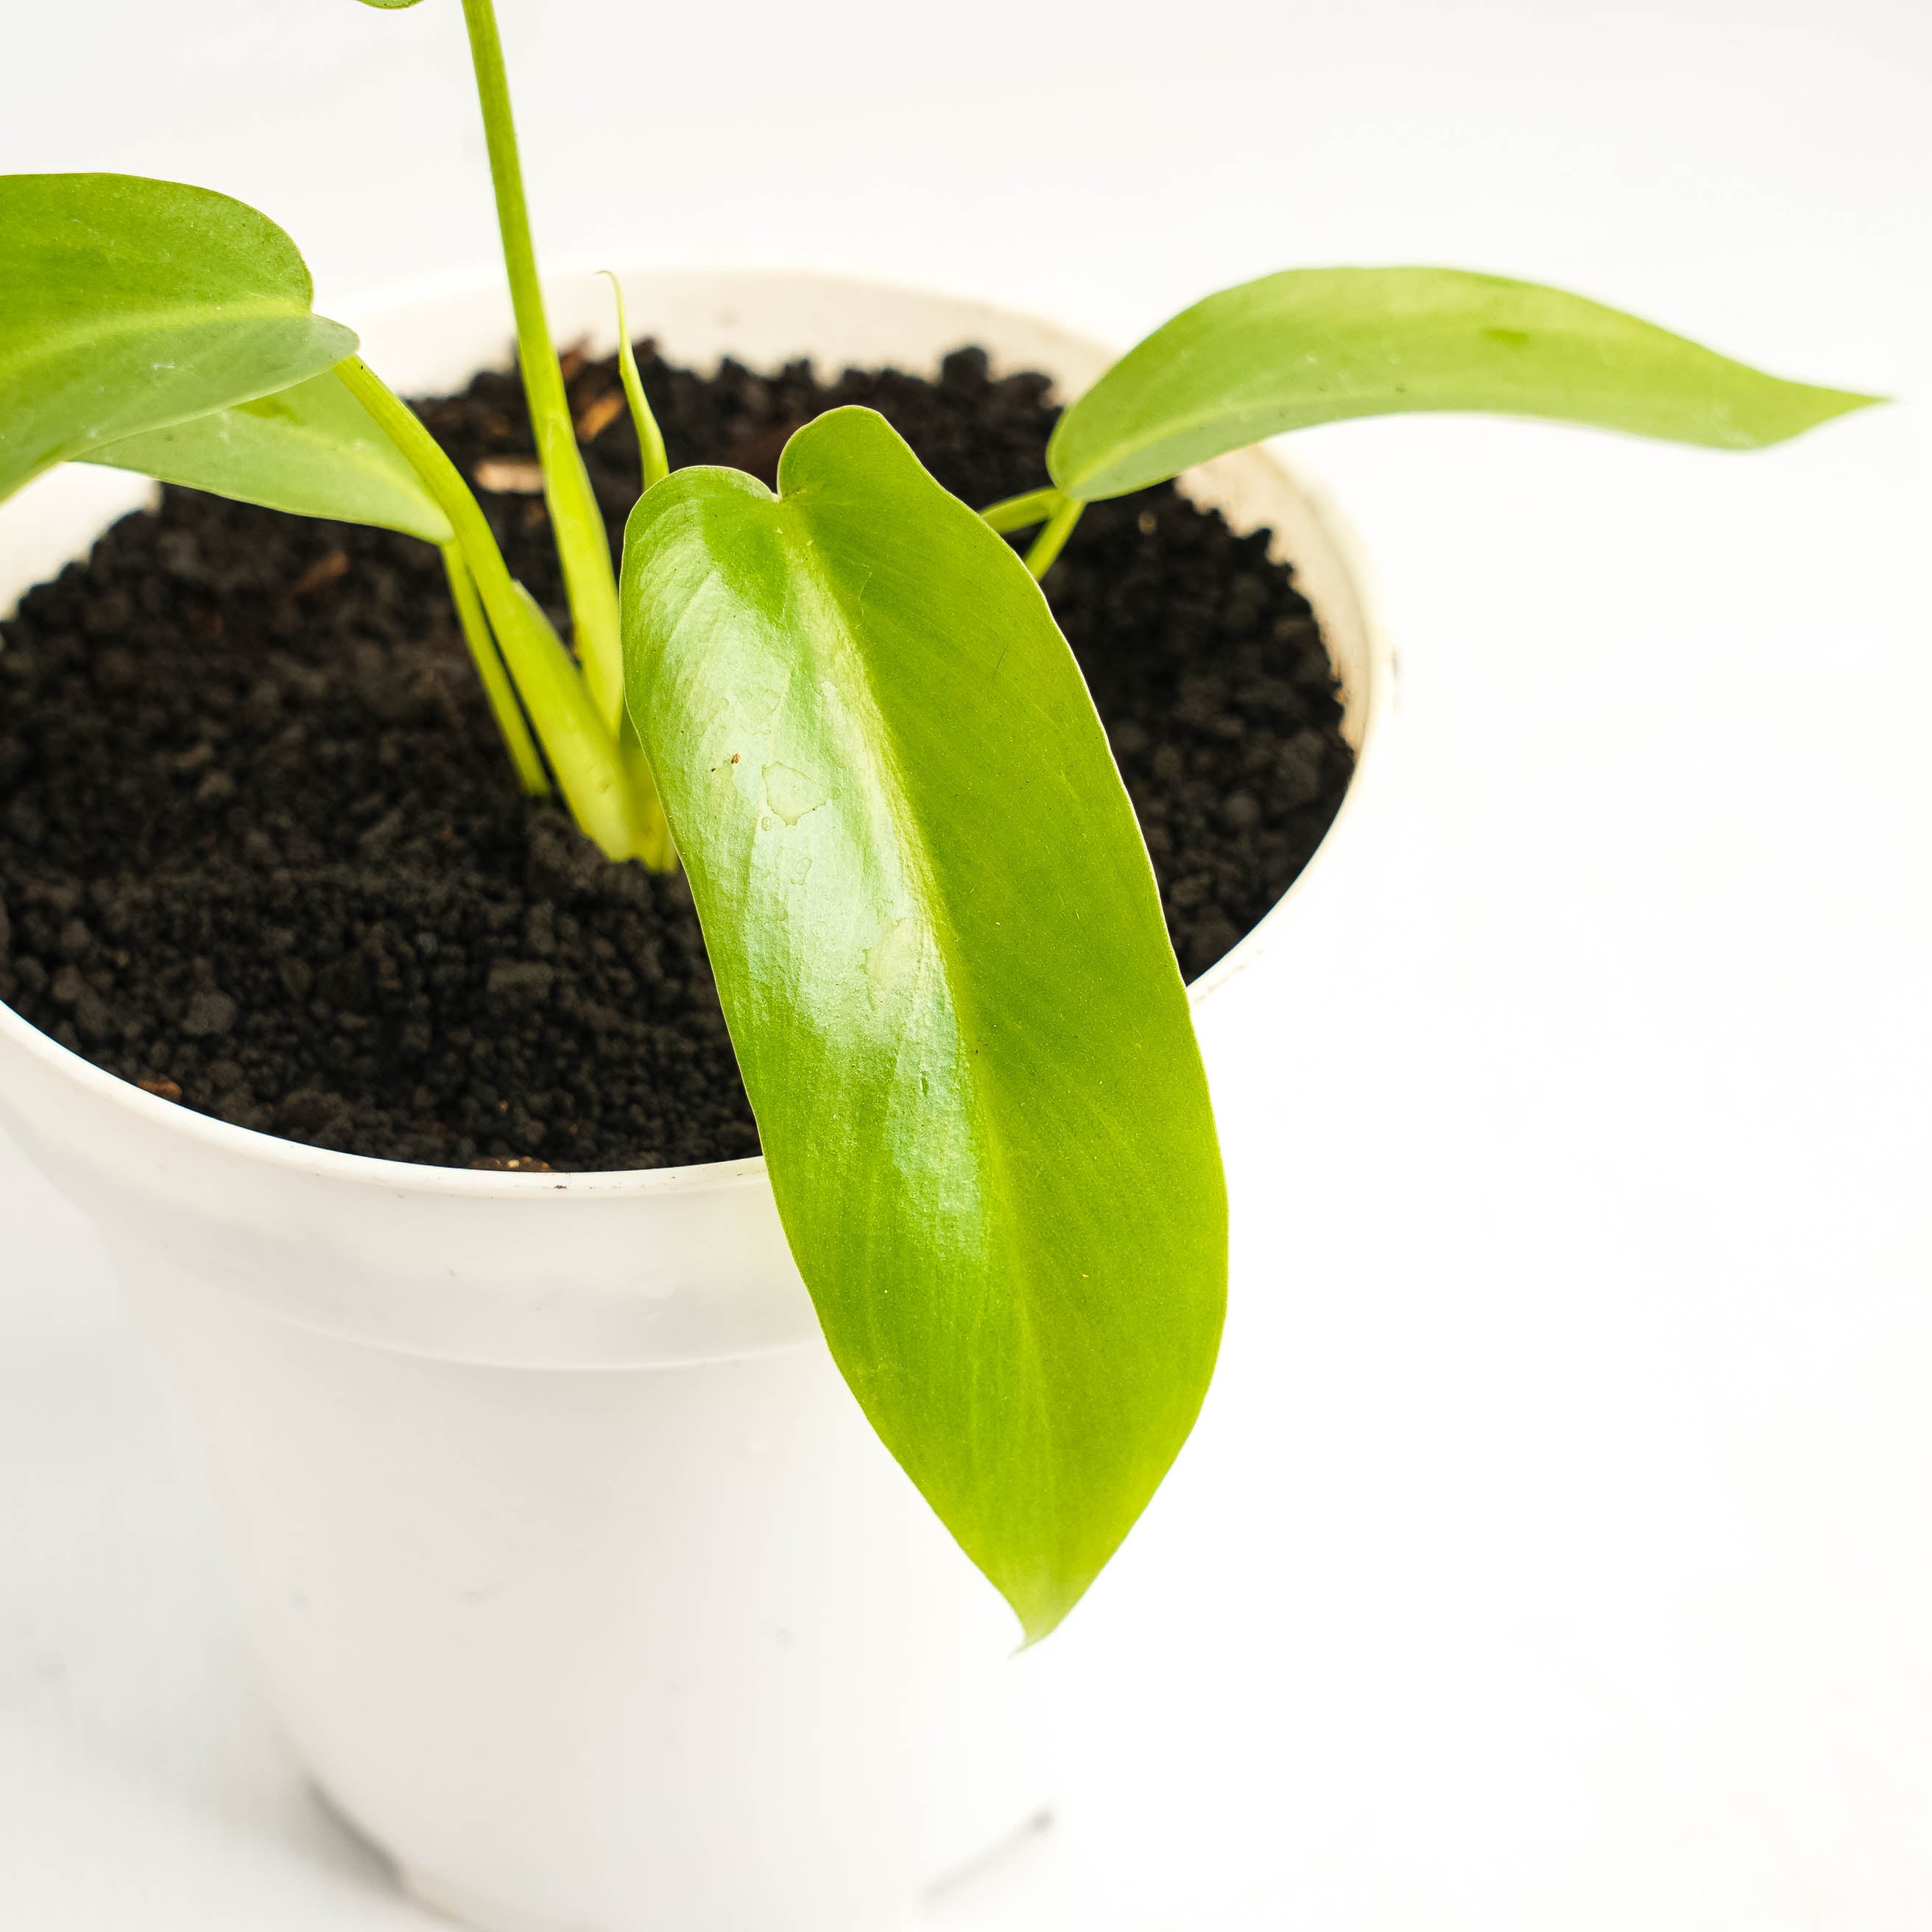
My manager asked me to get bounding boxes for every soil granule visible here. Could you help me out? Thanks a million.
[0,345,1353,1170]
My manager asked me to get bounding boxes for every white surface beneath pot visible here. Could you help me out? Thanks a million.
[4,0,1930,1928]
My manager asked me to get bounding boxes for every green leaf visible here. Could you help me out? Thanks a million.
[0,173,357,504]
[1048,266,1882,501]
[80,367,452,545]
[621,408,1226,1641]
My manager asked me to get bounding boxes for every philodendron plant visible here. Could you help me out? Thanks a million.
[0,0,1875,1641]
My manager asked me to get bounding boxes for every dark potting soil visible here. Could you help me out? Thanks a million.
[0,345,1353,1171]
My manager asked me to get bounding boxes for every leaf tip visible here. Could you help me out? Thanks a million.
[1814,384,1890,423]
[1011,1602,1075,1650]
[982,1535,1123,1650]
[1729,378,1889,450]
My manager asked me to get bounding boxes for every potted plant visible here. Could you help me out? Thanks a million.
[0,2,1875,1927]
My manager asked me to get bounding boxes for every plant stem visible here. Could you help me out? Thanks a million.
[979,487,1062,535]
[338,357,671,867]
[1024,495,1085,579]
[459,0,626,733]
[616,713,674,871]
[604,273,669,493]
[441,542,549,795]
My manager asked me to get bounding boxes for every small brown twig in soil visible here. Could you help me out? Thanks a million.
[574,390,625,442]
[473,456,546,494]
[289,550,349,598]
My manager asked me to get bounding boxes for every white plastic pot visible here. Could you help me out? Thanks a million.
[0,272,1390,1932]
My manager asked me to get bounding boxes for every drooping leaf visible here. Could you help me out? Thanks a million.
[621,408,1226,1641]
[0,173,356,503]
[1048,266,1882,501]
[82,368,452,545]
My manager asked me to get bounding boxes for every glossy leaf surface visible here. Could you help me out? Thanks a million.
[621,408,1226,1640]
[1049,266,1880,501]
[0,174,356,503]
[83,369,451,545]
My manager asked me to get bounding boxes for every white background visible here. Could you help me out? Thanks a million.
[4,0,1930,1925]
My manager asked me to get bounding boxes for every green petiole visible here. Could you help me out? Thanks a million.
[458,0,627,736]
[440,540,549,796]
[980,484,1085,579]
[1023,493,1085,580]
[337,356,668,866]
[979,487,1063,535]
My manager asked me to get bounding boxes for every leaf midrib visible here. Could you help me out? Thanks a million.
[780,496,1060,1447]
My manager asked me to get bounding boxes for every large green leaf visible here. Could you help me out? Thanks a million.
[82,368,452,545]
[1048,266,1881,501]
[0,173,356,503]
[621,407,1226,1640]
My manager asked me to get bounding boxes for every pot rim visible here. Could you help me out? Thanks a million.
[0,266,1394,1205]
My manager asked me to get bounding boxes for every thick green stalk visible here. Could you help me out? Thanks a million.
[338,357,669,866]
[440,542,549,795]
[459,0,626,731]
